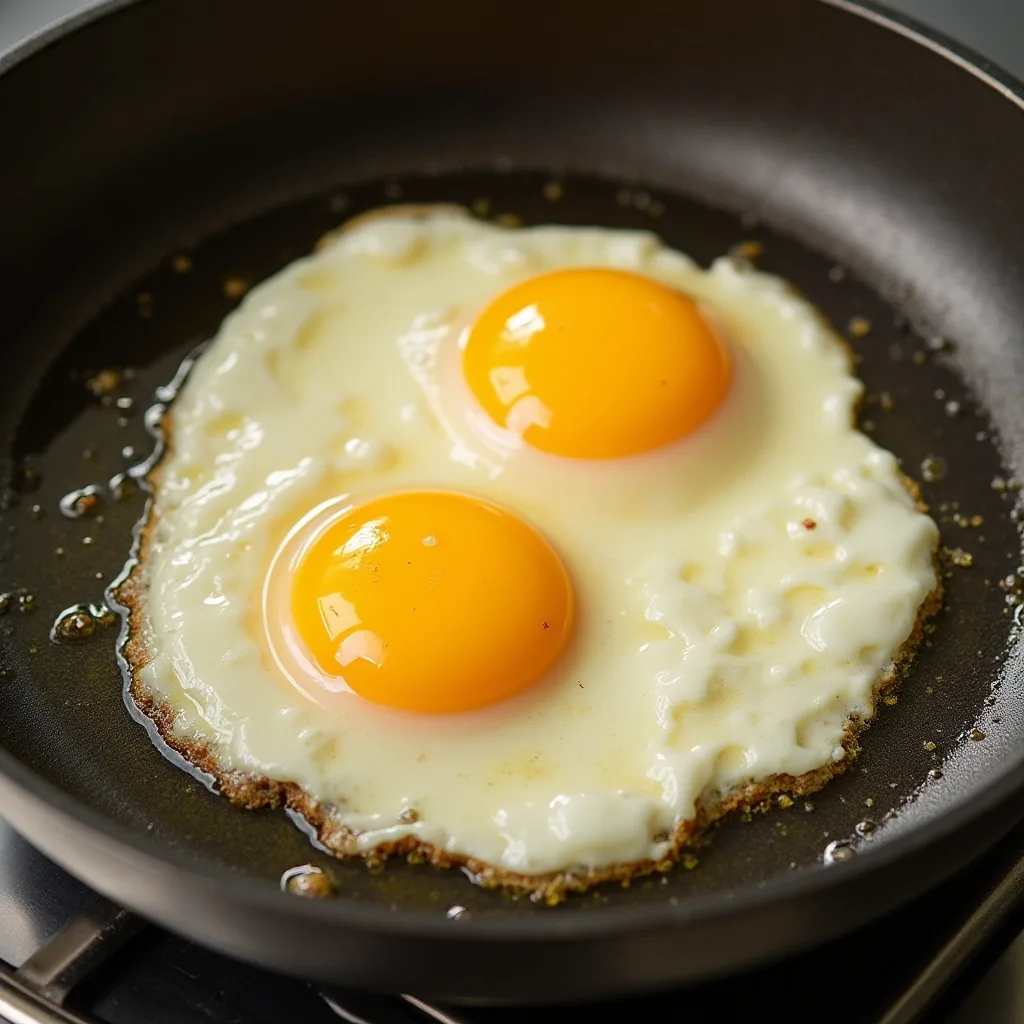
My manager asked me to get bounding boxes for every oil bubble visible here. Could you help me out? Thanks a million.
[144,404,166,434]
[154,348,201,404]
[280,865,335,899]
[109,473,140,503]
[59,485,103,519]
[823,840,857,864]
[50,603,117,644]
[51,608,96,643]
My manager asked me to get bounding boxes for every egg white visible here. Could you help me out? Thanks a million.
[127,208,939,882]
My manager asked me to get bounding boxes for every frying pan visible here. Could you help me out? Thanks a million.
[2,0,1024,1005]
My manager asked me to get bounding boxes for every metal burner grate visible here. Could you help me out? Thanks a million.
[3,822,1024,1024]
[0,899,472,1024]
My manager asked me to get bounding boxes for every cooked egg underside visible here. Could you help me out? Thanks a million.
[122,208,941,893]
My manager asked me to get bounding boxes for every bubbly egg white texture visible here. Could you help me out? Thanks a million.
[131,208,939,878]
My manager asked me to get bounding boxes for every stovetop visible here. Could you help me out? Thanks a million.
[2,812,1024,1024]
[3,1,1024,1022]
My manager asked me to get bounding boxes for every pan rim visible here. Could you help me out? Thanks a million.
[4,736,1024,941]
[2,0,1024,945]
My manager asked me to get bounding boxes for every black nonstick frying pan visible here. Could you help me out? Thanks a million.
[2,0,1024,1005]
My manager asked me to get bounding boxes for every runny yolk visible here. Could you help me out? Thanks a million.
[289,491,574,714]
[462,268,731,459]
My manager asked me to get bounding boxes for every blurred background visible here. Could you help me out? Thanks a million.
[2,0,1024,77]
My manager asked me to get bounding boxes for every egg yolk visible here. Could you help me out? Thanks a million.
[462,268,731,459]
[289,491,574,714]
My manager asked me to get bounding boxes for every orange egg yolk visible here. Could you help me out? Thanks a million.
[462,268,731,459]
[289,491,574,714]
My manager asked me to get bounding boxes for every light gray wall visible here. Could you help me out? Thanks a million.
[884,0,1024,77]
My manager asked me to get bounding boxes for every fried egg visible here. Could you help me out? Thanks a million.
[123,207,940,892]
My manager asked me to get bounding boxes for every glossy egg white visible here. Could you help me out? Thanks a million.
[128,208,940,881]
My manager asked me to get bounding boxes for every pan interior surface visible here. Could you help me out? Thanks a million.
[1,165,1021,909]
[1,0,1024,998]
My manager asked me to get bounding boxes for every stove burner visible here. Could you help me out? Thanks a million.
[2,818,1024,1023]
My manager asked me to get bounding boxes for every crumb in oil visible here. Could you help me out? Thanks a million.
[847,316,871,338]
[224,277,248,300]
[730,240,764,263]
